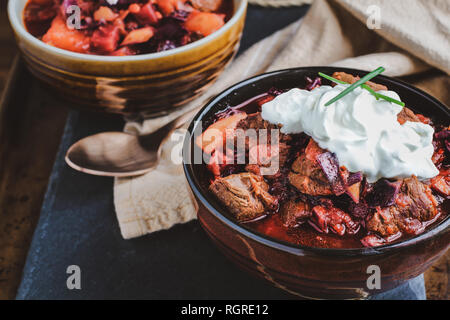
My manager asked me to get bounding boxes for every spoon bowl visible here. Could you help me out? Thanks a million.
[66,108,199,177]
[65,132,160,177]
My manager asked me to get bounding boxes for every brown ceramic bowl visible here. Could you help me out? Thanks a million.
[183,67,450,299]
[8,0,247,118]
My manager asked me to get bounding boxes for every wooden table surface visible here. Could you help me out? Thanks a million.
[0,1,447,300]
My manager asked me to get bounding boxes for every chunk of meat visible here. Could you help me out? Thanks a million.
[400,176,438,221]
[90,24,121,54]
[366,176,438,239]
[236,112,276,131]
[209,173,277,221]
[245,142,290,177]
[397,107,420,124]
[430,172,450,197]
[332,72,388,92]
[310,206,360,236]
[280,200,311,228]
[196,113,247,154]
[184,11,225,36]
[289,140,333,196]
[42,15,90,53]
[366,206,400,237]
[191,0,223,11]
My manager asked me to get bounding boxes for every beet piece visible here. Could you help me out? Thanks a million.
[267,87,284,97]
[435,129,450,140]
[156,17,188,42]
[305,77,321,91]
[348,200,370,219]
[347,172,363,186]
[365,179,401,208]
[316,152,346,196]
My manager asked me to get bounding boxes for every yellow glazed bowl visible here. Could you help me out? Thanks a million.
[8,0,247,117]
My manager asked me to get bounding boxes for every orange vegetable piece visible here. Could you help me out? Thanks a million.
[191,0,223,11]
[196,113,247,154]
[184,11,225,36]
[121,27,154,46]
[42,15,90,53]
[94,6,119,22]
[156,0,188,16]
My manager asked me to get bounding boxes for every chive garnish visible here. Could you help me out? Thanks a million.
[318,69,405,107]
[318,72,346,85]
[324,67,385,106]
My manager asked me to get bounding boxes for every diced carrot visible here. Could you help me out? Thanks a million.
[121,27,154,46]
[94,6,119,22]
[196,113,247,154]
[416,113,430,124]
[184,11,225,36]
[129,3,141,14]
[42,15,90,53]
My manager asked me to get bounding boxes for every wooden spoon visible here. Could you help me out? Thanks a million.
[65,109,199,177]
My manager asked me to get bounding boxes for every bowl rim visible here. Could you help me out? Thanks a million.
[183,66,450,257]
[8,0,247,62]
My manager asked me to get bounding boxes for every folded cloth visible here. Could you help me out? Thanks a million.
[114,0,450,239]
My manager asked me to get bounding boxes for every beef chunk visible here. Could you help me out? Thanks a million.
[280,200,311,228]
[332,72,388,92]
[209,172,277,221]
[399,176,438,220]
[397,107,420,124]
[333,72,421,126]
[289,140,333,196]
[235,112,292,177]
[366,206,400,237]
[245,141,291,178]
[236,112,291,143]
[236,112,276,131]
[310,205,360,236]
[366,176,438,239]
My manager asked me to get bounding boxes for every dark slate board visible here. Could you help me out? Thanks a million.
[16,5,425,300]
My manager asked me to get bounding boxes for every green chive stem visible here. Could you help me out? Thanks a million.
[324,67,385,106]
[317,69,404,107]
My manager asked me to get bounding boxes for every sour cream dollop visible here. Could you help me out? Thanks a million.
[261,85,439,183]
